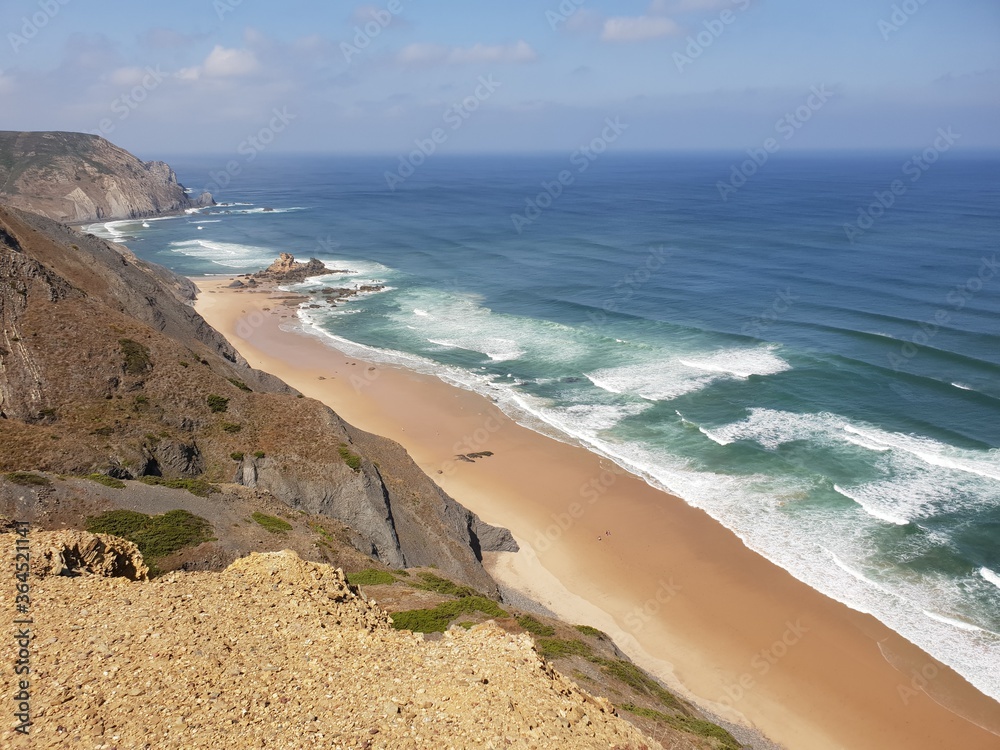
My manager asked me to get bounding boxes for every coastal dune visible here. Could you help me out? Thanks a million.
[194,276,1000,750]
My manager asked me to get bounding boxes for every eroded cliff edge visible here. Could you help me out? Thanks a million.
[0,131,213,223]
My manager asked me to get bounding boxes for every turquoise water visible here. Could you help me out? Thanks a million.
[87,153,1000,700]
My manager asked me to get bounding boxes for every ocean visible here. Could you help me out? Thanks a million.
[85,152,1000,702]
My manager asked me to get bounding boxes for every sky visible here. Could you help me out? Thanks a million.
[0,0,997,156]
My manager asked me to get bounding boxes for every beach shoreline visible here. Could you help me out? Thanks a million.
[192,274,1000,750]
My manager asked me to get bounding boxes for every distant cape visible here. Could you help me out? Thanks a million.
[0,130,213,223]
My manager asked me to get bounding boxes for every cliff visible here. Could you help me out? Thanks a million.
[2,539,663,749]
[0,203,513,593]
[0,131,213,223]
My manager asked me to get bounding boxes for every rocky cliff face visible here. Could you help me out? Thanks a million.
[0,131,213,223]
[0,203,513,593]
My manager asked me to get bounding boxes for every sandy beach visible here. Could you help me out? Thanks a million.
[193,275,1000,750]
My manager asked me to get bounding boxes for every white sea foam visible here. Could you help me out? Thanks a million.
[168,239,277,268]
[922,610,988,633]
[952,382,974,391]
[678,345,791,379]
[981,568,1000,590]
[588,345,790,403]
[429,337,526,362]
[833,484,911,526]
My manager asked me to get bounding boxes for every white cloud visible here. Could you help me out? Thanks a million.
[601,16,681,42]
[108,67,146,86]
[0,70,15,95]
[397,40,537,66]
[397,43,449,65]
[203,46,260,78]
[176,46,260,82]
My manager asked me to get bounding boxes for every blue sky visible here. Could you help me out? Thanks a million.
[0,0,997,155]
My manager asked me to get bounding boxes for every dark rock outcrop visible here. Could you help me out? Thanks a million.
[0,131,214,223]
[254,253,335,283]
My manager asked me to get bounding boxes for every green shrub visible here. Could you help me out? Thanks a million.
[536,638,593,660]
[230,452,245,461]
[227,378,252,392]
[338,443,362,471]
[179,361,190,368]
[206,394,229,413]
[137,476,217,497]
[84,473,126,489]
[251,512,292,534]
[594,659,682,711]
[86,509,214,574]
[618,704,740,750]
[390,597,508,633]
[347,569,396,586]
[517,615,556,637]
[414,572,478,598]
[119,339,152,375]
[575,625,606,639]
[221,422,242,433]
[5,472,50,487]
[253,451,266,459]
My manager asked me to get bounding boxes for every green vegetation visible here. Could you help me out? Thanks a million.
[4,472,49,487]
[575,625,606,639]
[391,597,508,633]
[119,339,152,375]
[413,572,478,598]
[86,509,214,575]
[230,452,245,461]
[338,443,362,471]
[347,569,396,586]
[251,512,292,534]
[517,614,556,637]
[179,361,190,368]
[206,394,229,413]
[92,426,115,436]
[227,377,252,392]
[134,395,149,407]
[253,451,266,459]
[84,473,126,489]
[535,638,593,660]
[593,658,682,711]
[137,476,217,497]
[392,569,411,577]
[39,407,57,419]
[619,704,740,750]
[221,422,242,433]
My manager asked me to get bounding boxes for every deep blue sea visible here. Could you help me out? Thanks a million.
[86,153,1000,700]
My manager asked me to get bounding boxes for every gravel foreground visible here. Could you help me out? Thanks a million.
[5,536,660,749]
